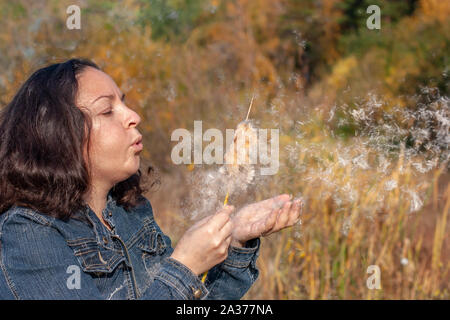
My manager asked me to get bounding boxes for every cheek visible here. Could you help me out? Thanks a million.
[89,124,127,165]
[88,120,139,180]
[95,131,126,159]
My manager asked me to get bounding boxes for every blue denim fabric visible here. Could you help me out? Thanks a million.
[0,193,260,300]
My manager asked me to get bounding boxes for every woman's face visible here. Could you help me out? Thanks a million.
[76,67,143,187]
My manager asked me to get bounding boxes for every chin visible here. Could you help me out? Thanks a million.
[119,158,140,179]
[130,164,141,176]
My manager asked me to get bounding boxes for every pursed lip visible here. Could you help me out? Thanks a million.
[131,135,143,146]
[131,135,143,151]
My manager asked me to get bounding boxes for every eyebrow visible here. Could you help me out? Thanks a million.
[91,93,126,105]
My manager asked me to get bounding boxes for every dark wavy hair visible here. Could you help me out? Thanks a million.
[0,58,160,220]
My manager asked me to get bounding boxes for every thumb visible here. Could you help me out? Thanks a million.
[220,205,235,215]
[195,205,234,228]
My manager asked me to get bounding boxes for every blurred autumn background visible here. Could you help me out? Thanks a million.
[0,0,448,299]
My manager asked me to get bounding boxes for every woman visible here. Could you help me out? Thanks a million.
[0,59,301,300]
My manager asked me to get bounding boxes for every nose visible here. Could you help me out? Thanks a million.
[125,107,141,129]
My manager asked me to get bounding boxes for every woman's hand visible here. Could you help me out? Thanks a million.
[170,205,234,275]
[231,194,302,247]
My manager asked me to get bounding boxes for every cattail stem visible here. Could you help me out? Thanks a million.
[201,270,207,283]
[201,94,254,283]
[245,94,255,121]
[223,191,230,206]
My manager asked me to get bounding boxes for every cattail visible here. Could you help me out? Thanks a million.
[202,95,257,283]
[220,120,258,186]
[219,95,258,195]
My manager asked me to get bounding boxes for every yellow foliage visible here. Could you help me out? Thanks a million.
[419,0,450,24]
[385,53,420,91]
[253,53,277,85]
[327,56,358,89]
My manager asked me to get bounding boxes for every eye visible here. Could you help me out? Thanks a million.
[102,109,113,116]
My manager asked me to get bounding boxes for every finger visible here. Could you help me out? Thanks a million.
[259,193,290,206]
[196,206,232,230]
[287,200,302,226]
[261,208,279,236]
[275,201,292,231]
[195,213,215,228]
[193,213,222,229]
[210,205,234,230]
[269,194,291,210]
[250,194,290,213]
[258,208,280,237]
[220,235,232,257]
[252,219,268,237]
[225,234,232,246]
[219,219,233,238]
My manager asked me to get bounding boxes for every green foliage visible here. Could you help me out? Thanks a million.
[336,0,418,34]
[136,0,211,42]
[337,0,420,57]
[279,0,337,83]
[0,2,26,19]
[397,21,449,96]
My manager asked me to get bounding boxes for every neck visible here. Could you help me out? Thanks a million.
[83,183,111,219]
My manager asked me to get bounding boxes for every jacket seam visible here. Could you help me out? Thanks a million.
[223,260,251,268]
[246,268,254,283]
[163,258,209,299]
[204,266,224,297]
[0,212,21,299]
[153,274,189,300]
[0,256,20,300]
[125,222,156,249]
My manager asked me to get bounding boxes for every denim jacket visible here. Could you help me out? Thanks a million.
[0,193,260,300]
